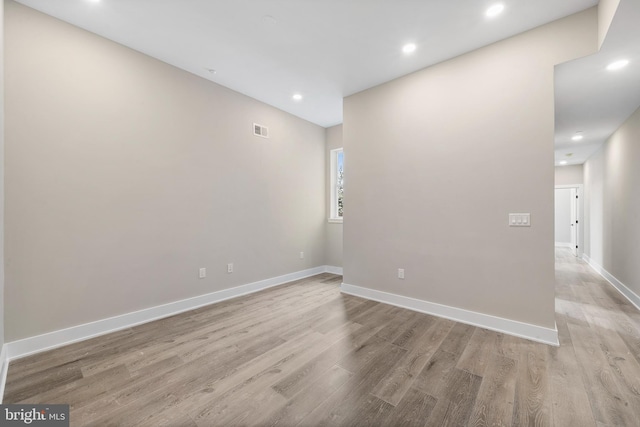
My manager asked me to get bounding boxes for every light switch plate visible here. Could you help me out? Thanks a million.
[509,213,531,227]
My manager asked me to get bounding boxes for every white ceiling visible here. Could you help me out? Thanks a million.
[555,0,640,166]
[15,0,598,128]
[14,0,639,168]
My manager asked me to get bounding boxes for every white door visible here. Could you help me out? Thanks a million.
[570,188,578,256]
[554,188,573,250]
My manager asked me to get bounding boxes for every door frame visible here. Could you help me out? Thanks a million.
[555,184,583,257]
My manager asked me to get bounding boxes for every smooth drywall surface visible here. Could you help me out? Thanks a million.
[584,105,640,297]
[343,9,597,329]
[325,125,343,269]
[583,148,605,262]
[555,164,584,185]
[554,189,573,245]
[598,0,621,48]
[0,0,5,351]
[4,1,326,341]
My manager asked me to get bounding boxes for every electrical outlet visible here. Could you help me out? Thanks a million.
[300,252,304,259]
[398,268,405,279]
[199,268,206,279]
[227,263,233,273]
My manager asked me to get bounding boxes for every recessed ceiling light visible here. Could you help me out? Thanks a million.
[572,134,584,141]
[292,93,303,101]
[486,4,505,18]
[606,59,629,71]
[402,43,417,54]
[559,161,568,165]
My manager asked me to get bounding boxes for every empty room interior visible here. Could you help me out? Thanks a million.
[1,0,640,425]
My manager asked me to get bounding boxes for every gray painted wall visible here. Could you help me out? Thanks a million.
[4,1,326,341]
[325,125,343,268]
[0,0,5,354]
[555,164,584,185]
[584,148,605,262]
[598,0,622,48]
[343,9,597,329]
[584,105,640,298]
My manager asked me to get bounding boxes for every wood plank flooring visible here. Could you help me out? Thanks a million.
[4,248,640,426]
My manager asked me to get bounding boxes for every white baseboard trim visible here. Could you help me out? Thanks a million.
[555,242,573,248]
[340,283,559,346]
[325,266,343,275]
[0,345,8,403]
[6,266,335,362]
[582,254,640,311]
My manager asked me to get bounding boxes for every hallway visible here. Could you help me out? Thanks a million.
[553,247,640,426]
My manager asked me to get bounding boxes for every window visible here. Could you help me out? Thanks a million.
[329,148,344,222]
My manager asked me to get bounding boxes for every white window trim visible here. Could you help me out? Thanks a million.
[329,148,343,223]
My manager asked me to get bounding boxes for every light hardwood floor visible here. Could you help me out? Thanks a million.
[4,248,640,426]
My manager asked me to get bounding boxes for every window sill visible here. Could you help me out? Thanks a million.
[328,218,343,224]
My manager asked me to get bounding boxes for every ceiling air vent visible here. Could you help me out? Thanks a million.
[253,123,269,138]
